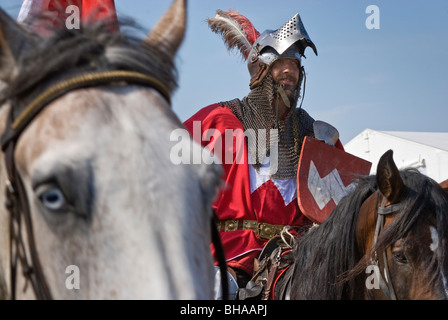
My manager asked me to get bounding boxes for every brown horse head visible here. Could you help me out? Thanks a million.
[287,149,448,300]
[356,150,448,299]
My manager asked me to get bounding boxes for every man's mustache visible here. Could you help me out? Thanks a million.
[276,76,298,85]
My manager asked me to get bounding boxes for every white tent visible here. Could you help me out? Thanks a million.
[344,129,448,183]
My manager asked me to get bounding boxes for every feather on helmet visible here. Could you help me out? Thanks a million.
[207,9,260,60]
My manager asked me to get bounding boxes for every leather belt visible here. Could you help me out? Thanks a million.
[216,219,300,240]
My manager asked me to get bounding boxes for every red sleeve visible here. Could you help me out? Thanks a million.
[183,104,254,220]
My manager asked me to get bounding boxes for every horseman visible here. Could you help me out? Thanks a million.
[184,9,344,299]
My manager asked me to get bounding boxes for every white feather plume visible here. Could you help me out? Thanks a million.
[207,9,259,60]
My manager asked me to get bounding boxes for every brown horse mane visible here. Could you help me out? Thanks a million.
[2,17,178,103]
[288,168,448,299]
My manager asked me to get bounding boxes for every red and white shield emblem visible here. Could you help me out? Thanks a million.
[297,137,372,224]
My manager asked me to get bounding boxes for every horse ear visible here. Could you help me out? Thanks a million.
[0,8,35,83]
[440,179,448,196]
[376,149,405,204]
[144,0,186,60]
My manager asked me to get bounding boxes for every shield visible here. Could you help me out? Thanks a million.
[297,137,372,224]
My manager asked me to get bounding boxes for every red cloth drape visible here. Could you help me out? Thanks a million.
[81,0,118,31]
[19,0,119,34]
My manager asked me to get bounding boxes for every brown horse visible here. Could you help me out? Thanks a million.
[274,149,448,299]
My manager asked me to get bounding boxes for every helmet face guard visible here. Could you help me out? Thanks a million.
[254,40,303,66]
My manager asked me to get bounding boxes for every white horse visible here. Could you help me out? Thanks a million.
[0,0,222,299]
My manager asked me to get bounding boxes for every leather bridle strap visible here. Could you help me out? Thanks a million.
[2,70,171,148]
[5,141,52,300]
[1,70,171,300]
[372,195,402,300]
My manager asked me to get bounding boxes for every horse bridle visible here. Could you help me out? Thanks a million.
[274,191,403,301]
[0,70,172,299]
[371,192,403,300]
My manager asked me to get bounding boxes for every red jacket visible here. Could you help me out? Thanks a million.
[184,103,317,275]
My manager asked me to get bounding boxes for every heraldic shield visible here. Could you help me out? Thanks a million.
[297,137,372,224]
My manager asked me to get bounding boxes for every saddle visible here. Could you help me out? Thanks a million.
[237,229,296,300]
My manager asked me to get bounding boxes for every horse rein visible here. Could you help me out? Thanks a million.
[1,70,172,300]
[272,191,404,301]
[371,193,403,300]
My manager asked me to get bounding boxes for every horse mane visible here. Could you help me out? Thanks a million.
[290,174,375,299]
[3,18,178,101]
[290,168,448,299]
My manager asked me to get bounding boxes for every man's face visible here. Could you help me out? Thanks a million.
[270,58,301,99]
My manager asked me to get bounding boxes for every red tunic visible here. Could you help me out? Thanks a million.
[184,103,316,275]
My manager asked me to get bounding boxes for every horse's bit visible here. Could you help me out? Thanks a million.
[1,70,171,299]
[371,193,403,300]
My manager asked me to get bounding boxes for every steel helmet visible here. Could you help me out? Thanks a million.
[208,10,317,88]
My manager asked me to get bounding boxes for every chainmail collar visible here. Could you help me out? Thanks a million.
[222,73,314,179]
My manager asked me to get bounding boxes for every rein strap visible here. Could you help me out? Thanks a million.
[372,195,402,300]
[2,70,171,150]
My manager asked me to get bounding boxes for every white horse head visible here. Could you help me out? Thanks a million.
[0,0,222,299]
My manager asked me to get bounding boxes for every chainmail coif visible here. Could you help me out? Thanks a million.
[222,73,315,179]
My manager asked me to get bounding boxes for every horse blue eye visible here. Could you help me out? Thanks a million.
[40,188,66,211]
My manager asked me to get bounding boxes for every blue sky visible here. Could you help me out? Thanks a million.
[2,0,447,144]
